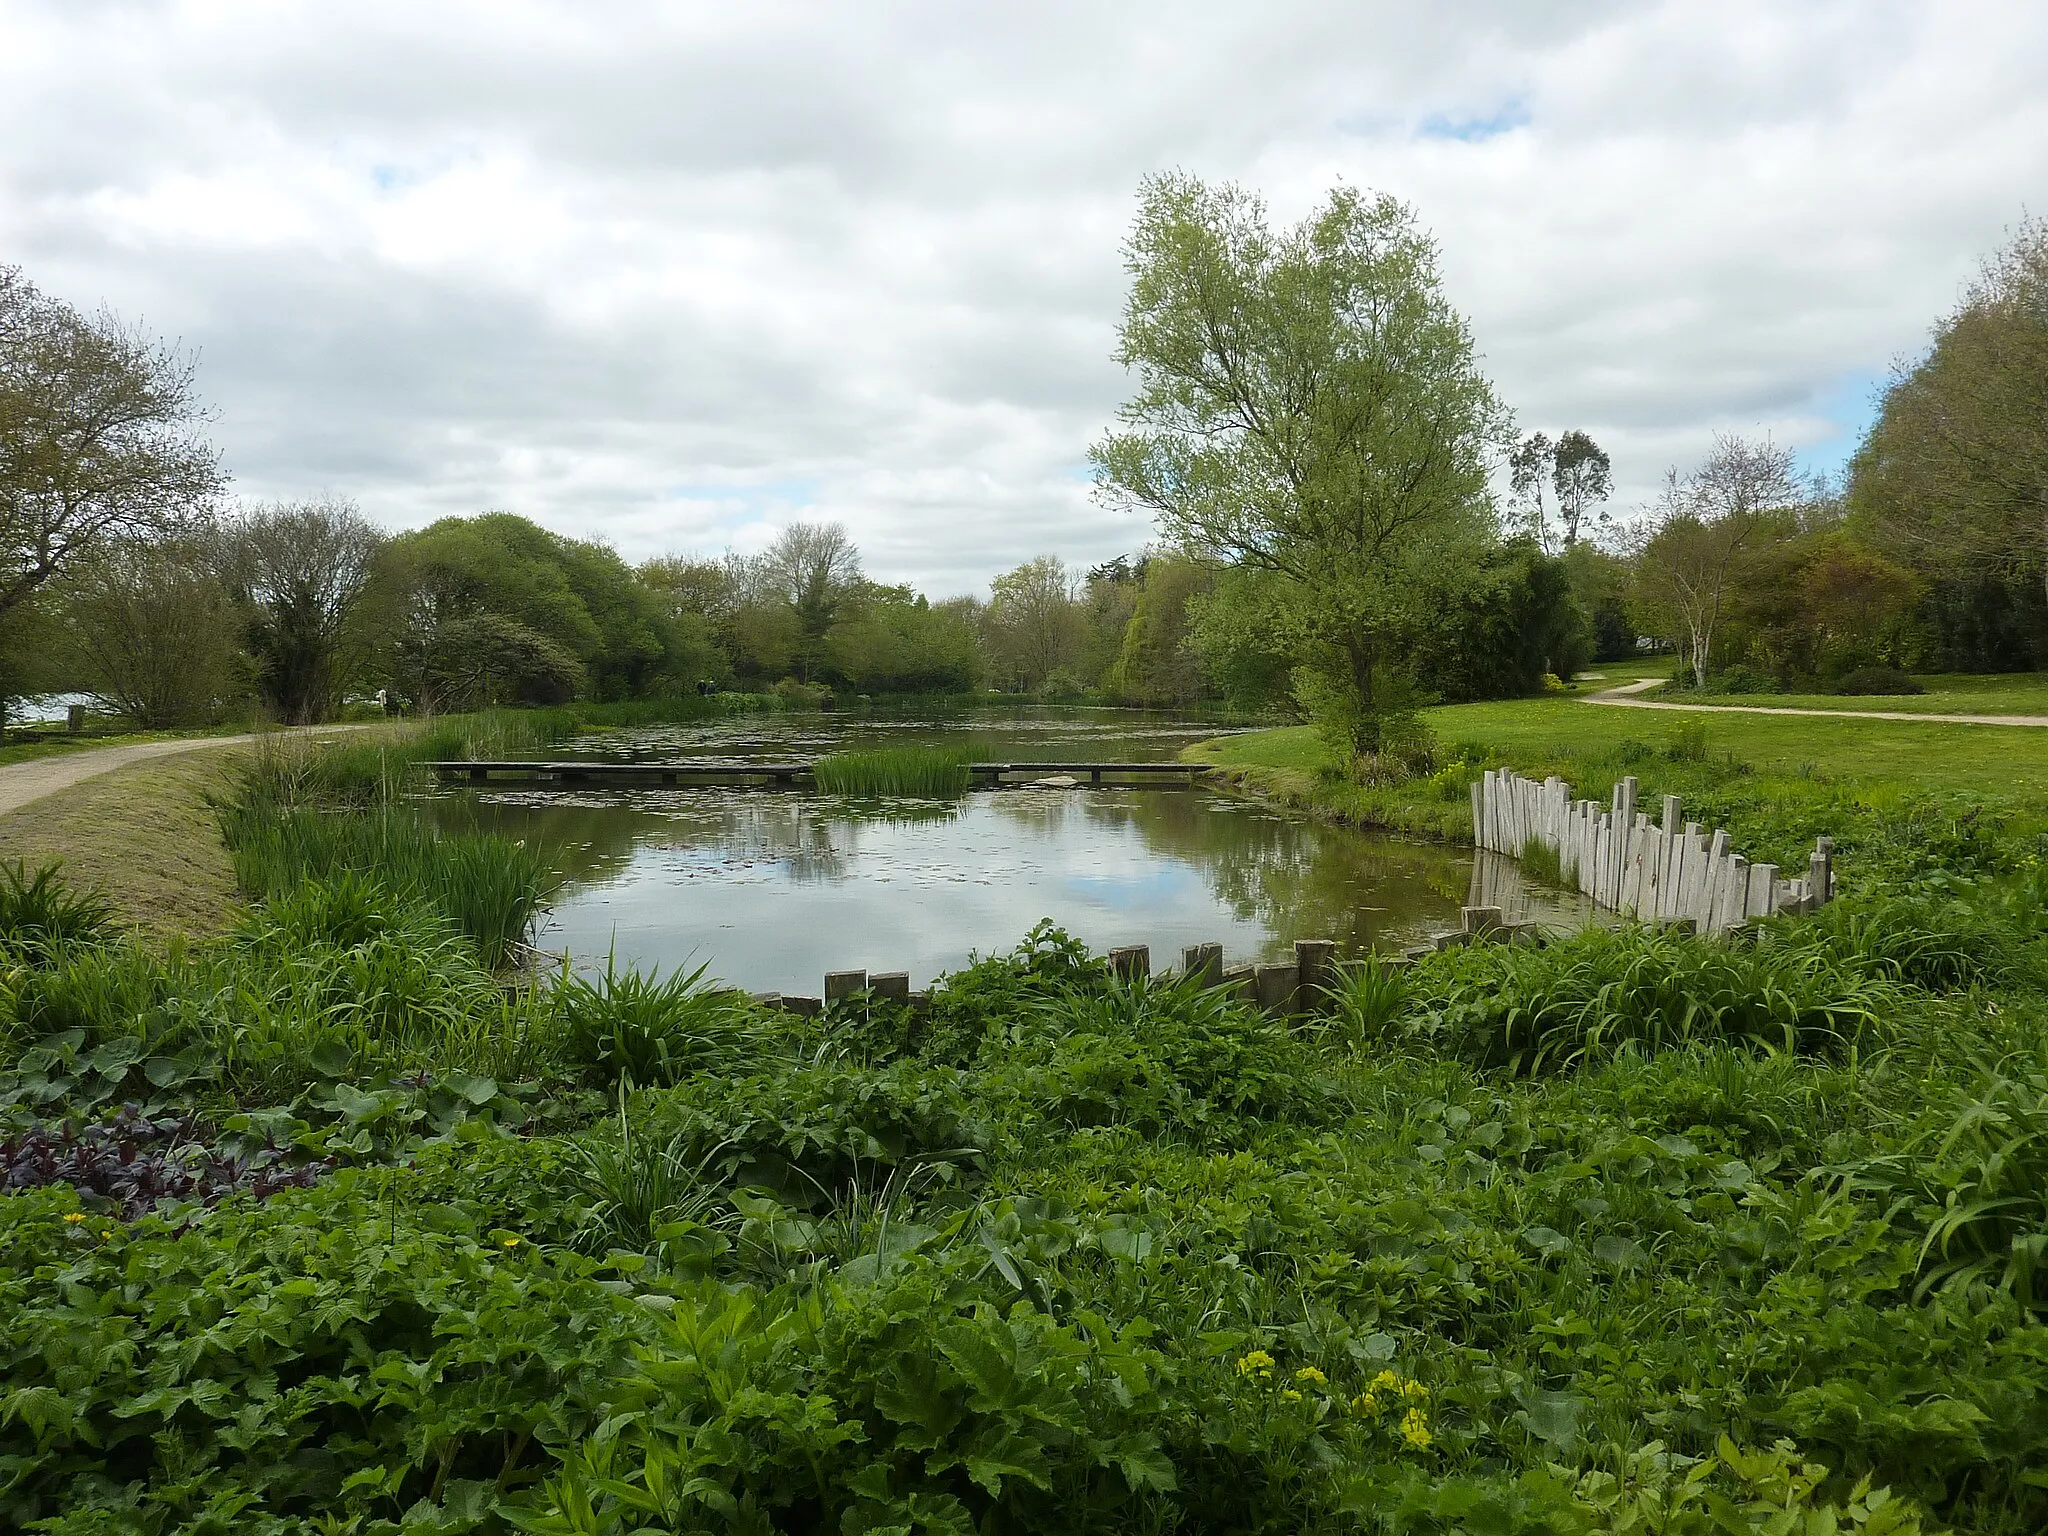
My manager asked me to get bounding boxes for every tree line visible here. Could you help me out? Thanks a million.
[5,198,2041,745]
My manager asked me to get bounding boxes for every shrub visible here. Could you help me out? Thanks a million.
[1705,663,1782,695]
[0,861,116,958]
[1412,924,1901,1072]
[1834,666,1925,696]
[555,961,766,1088]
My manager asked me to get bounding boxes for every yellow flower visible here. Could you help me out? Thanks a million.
[1350,1392,1381,1417]
[1279,1389,1303,1402]
[100,1230,114,1239]
[503,1237,521,1249]
[1400,1408,1433,1450]
[1371,1369,1401,1392]
[1401,1379,1430,1403]
[62,1213,86,1224]
[1235,1350,1275,1378]
[1295,1365,1327,1386]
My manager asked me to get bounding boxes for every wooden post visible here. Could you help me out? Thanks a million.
[824,969,867,1004]
[870,972,911,1004]
[1182,942,1224,988]
[1294,939,1337,1002]
[1107,945,1150,981]
[1255,961,1300,1014]
[66,704,85,734]
[1461,905,1503,939]
[1222,964,1256,1002]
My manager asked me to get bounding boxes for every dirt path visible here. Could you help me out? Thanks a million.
[0,724,378,817]
[1582,677,2048,728]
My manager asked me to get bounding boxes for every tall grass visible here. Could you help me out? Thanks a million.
[219,735,557,968]
[813,745,974,797]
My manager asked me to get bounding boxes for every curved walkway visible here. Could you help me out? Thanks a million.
[1583,676,2048,727]
[0,725,377,818]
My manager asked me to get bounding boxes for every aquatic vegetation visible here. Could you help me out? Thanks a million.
[813,743,975,796]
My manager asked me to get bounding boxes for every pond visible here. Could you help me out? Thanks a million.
[424,707,1594,994]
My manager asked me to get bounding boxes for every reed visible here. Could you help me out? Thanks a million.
[812,745,974,797]
[218,797,556,969]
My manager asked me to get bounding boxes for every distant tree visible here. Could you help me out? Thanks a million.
[1552,430,1612,547]
[58,534,244,727]
[374,513,664,704]
[823,587,984,694]
[0,266,225,625]
[754,522,862,681]
[1633,434,1803,688]
[1851,217,2048,621]
[986,555,1084,692]
[219,499,382,723]
[1508,433,1554,547]
[412,612,584,711]
[1090,175,1508,764]
[1105,554,1214,706]
[1079,554,1146,685]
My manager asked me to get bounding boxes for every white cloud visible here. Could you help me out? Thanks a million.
[3,0,2043,592]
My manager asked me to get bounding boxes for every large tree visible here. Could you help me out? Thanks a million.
[219,499,382,723]
[986,555,1084,692]
[1633,434,1804,688]
[1090,175,1508,761]
[0,266,224,623]
[1851,218,2048,617]
[59,532,244,727]
[1552,429,1612,548]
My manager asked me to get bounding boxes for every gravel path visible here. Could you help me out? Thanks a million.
[0,726,377,817]
[1583,676,2048,727]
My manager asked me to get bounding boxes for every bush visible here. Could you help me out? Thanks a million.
[555,961,767,1088]
[0,861,115,958]
[1706,663,1782,695]
[1834,666,1925,696]
[1411,924,1902,1072]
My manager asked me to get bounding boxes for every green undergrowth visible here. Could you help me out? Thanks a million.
[814,744,977,797]
[4,770,2048,1535]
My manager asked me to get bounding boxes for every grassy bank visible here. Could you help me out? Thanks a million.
[1189,694,2048,897]
[4,723,2048,1529]
[0,748,245,939]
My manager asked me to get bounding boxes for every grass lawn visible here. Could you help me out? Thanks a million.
[0,746,246,939]
[1189,690,2048,890]
[1627,670,2048,717]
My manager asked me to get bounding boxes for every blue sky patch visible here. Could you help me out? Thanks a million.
[1418,100,1531,142]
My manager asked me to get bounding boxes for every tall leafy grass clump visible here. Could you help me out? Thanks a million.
[219,738,556,968]
[813,745,974,797]
[0,860,116,958]
[1412,922,1902,1072]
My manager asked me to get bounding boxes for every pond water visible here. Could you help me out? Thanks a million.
[424,707,1594,994]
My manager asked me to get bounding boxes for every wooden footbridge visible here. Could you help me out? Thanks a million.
[427,759,1218,788]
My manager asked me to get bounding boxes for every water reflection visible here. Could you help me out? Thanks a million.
[428,777,1595,995]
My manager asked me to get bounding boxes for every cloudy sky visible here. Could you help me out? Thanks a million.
[4,2,2044,596]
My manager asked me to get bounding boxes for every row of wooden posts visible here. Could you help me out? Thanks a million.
[747,909,1547,1018]
[1471,768,1833,932]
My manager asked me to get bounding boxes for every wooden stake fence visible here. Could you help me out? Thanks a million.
[1470,768,1832,932]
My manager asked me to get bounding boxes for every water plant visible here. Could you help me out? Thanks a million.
[813,744,975,796]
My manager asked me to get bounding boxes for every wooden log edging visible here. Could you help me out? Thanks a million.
[744,921,1531,1020]
[1470,768,1833,932]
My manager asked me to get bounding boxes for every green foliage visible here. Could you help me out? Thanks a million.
[12,741,2048,1530]
[555,960,764,1088]
[1410,923,1902,1072]
[814,744,975,797]
[1835,665,1925,696]
[0,860,115,957]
